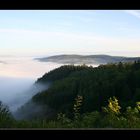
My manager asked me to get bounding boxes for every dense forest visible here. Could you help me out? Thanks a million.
[1,61,140,128]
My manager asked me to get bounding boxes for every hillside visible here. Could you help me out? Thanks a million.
[2,61,140,128]
[15,61,140,120]
[35,54,140,65]
[32,62,140,116]
[14,65,91,120]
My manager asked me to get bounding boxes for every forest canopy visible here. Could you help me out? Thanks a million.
[1,61,140,128]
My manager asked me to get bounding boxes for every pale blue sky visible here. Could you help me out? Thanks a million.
[0,10,140,57]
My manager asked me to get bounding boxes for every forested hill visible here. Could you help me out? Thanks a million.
[36,65,92,84]
[2,61,140,128]
[15,61,140,120]
[35,54,140,64]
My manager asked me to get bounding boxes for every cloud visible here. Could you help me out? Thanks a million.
[125,10,140,19]
[0,28,140,56]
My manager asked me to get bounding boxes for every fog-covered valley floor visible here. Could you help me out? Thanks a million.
[0,56,99,116]
[0,56,63,114]
[0,76,34,111]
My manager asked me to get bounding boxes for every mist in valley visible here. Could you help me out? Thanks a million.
[0,55,99,120]
[0,76,50,113]
[0,56,62,119]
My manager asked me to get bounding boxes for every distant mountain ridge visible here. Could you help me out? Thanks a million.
[35,54,140,65]
[0,61,6,64]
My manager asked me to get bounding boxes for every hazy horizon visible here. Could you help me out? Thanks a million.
[0,56,64,78]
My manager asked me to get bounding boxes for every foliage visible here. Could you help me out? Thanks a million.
[73,95,83,119]
[2,97,140,128]
[0,101,14,128]
[32,61,140,118]
[102,97,121,115]
[2,61,140,128]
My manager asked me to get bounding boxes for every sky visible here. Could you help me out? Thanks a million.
[0,10,140,57]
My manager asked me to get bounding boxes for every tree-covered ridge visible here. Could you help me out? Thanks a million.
[1,61,140,128]
[2,96,140,128]
[32,61,140,118]
[36,64,91,83]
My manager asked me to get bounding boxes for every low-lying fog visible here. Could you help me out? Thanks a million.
[0,76,33,111]
[0,56,63,79]
[0,56,98,115]
[0,56,63,113]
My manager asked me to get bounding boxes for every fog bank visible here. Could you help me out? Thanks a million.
[0,76,49,113]
[0,56,63,114]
